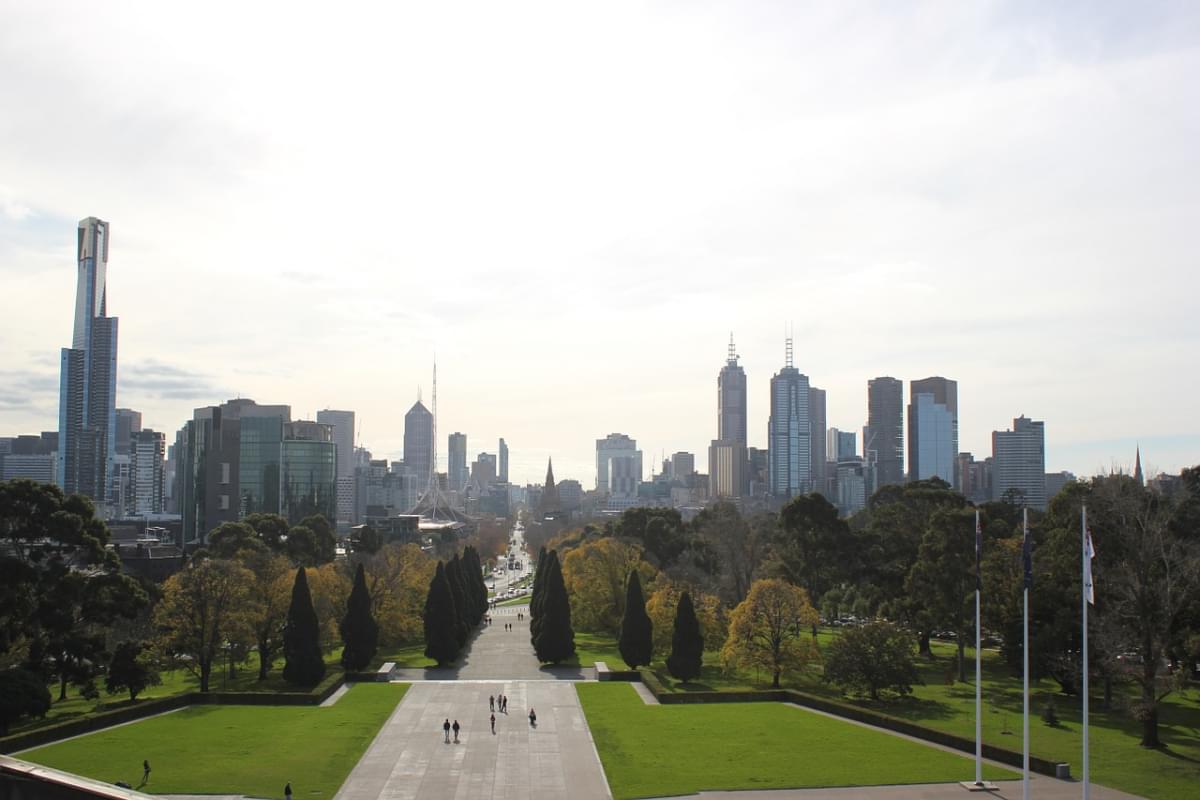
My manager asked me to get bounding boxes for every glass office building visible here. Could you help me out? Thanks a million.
[282,421,336,524]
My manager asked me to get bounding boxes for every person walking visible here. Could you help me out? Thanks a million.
[141,760,150,786]
[443,718,451,743]
[502,695,508,713]
[452,719,461,743]
[285,782,293,800]
[528,708,537,727]
[489,694,495,712]
[490,713,496,734]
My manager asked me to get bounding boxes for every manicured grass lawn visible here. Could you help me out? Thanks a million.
[641,631,1200,800]
[7,649,348,737]
[571,632,624,668]
[577,683,1016,799]
[21,683,407,799]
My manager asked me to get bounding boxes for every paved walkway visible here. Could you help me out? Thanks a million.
[332,681,610,800]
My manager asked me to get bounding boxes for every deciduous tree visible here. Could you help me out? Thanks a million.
[154,558,252,692]
[561,538,656,633]
[823,621,919,700]
[720,578,819,688]
[105,640,162,702]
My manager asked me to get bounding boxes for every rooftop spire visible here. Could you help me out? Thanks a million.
[726,332,738,366]
[785,323,794,368]
[1134,445,1144,486]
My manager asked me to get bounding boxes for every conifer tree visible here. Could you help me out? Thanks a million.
[534,551,575,663]
[282,567,326,685]
[618,570,653,669]
[530,546,550,645]
[464,546,487,623]
[340,563,379,671]
[423,561,460,666]
[667,591,704,683]
[445,554,471,646]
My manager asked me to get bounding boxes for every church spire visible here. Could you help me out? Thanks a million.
[545,457,556,489]
[1134,445,1144,486]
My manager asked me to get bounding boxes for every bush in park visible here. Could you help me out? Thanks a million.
[423,561,461,666]
[282,567,326,686]
[533,551,576,664]
[0,667,52,735]
[666,591,704,683]
[618,570,653,669]
[823,620,920,701]
[105,640,162,701]
[340,563,379,671]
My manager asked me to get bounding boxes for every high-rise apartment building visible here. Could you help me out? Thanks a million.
[670,451,695,480]
[809,386,827,497]
[596,433,640,492]
[114,408,142,456]
[316,409,355,529]
[827,428,857,462]
[58,217,119,514]
[0,432,58,484]
[864,377,903,489]
[709,337,748,497]
[471,452,497,488]
[992,416,1046,510]
[908,377,958,487]
[448,432,468,492]
[498,438,509,483]
[129,429,166,515]
[767,340,810,499]
[403,399,433,492]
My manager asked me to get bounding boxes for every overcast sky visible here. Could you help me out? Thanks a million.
[1,1,1197,487]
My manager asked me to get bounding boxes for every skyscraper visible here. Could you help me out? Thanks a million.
[670,451,695,480]
[767,338,810,499]
[864,377,903,489]
[129,429,166,515]
[281,420,337,524]
[809,386,827,496]
[709,335,748,497]
[596,433,640,492]
[992,416,1046,510]
[498,438,509,483]
[58,217,119,513]
[908,376,958,487]
[448,432,468,491]
[403,398,433,492]
[317,409,355,529]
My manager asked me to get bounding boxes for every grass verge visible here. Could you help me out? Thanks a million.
[21,683,407,799]
[577,682,1016,800]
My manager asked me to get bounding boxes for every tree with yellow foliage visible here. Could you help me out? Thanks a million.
[646,580,727,658]
[561,538,656,633]
[720,578,819,688]
[358,543,436,646]
[154,558,253,692]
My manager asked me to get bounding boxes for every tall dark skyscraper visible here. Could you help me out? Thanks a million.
[448,432,467,492]
[908,376,958,487]
[58,217,119,512]
[864,377,904,489]
[809,385,827,496]
[403,398,433,492]
[498,437,509,483]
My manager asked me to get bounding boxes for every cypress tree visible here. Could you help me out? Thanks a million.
[666,590,704,683]
[618,570,653,669]
[446,554,471,646]
[283,567,326,685]
[464,546,486,623]
[423,561,460,666]
[340,563,379,671]
[530,546,550,645]
[533,551,575,663]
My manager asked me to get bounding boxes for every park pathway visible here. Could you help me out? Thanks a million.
[334,603,611,800]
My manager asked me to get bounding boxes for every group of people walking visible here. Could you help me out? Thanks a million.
[441,693,538,743]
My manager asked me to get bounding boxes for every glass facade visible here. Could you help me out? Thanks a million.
[282,437,336,524]
[239,415,284,516]
[912,393,955,484]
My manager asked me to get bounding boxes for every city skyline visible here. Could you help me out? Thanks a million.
[2,4,1198,485]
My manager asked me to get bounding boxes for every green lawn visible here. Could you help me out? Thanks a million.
[577,682,1015,799]
[639,631,1200,800]
[21,683,407,799]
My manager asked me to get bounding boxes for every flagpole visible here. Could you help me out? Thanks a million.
[1082,505,1090,800]
[1023,506,1030,800]
[975,509,983,787]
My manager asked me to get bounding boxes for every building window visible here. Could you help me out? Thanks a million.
[221,462,231,484]
[219,494,229,511]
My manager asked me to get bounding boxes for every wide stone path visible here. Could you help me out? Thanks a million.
[334,602,610,800]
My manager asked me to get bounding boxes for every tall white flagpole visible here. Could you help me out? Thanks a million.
[975,509,983,786]
[1023,506,1030,800]
[1082,505,1091,800]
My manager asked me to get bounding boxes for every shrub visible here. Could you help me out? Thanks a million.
[823,621,920,701]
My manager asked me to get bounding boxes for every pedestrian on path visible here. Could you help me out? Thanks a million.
[489,694,495,712]
[443,718,451,743]
[503,695,508,713]
[528,708,537,728]
[140,760,150,787]
[452,719,461,743]
[285,782,293,800]
[490,713,496,734]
